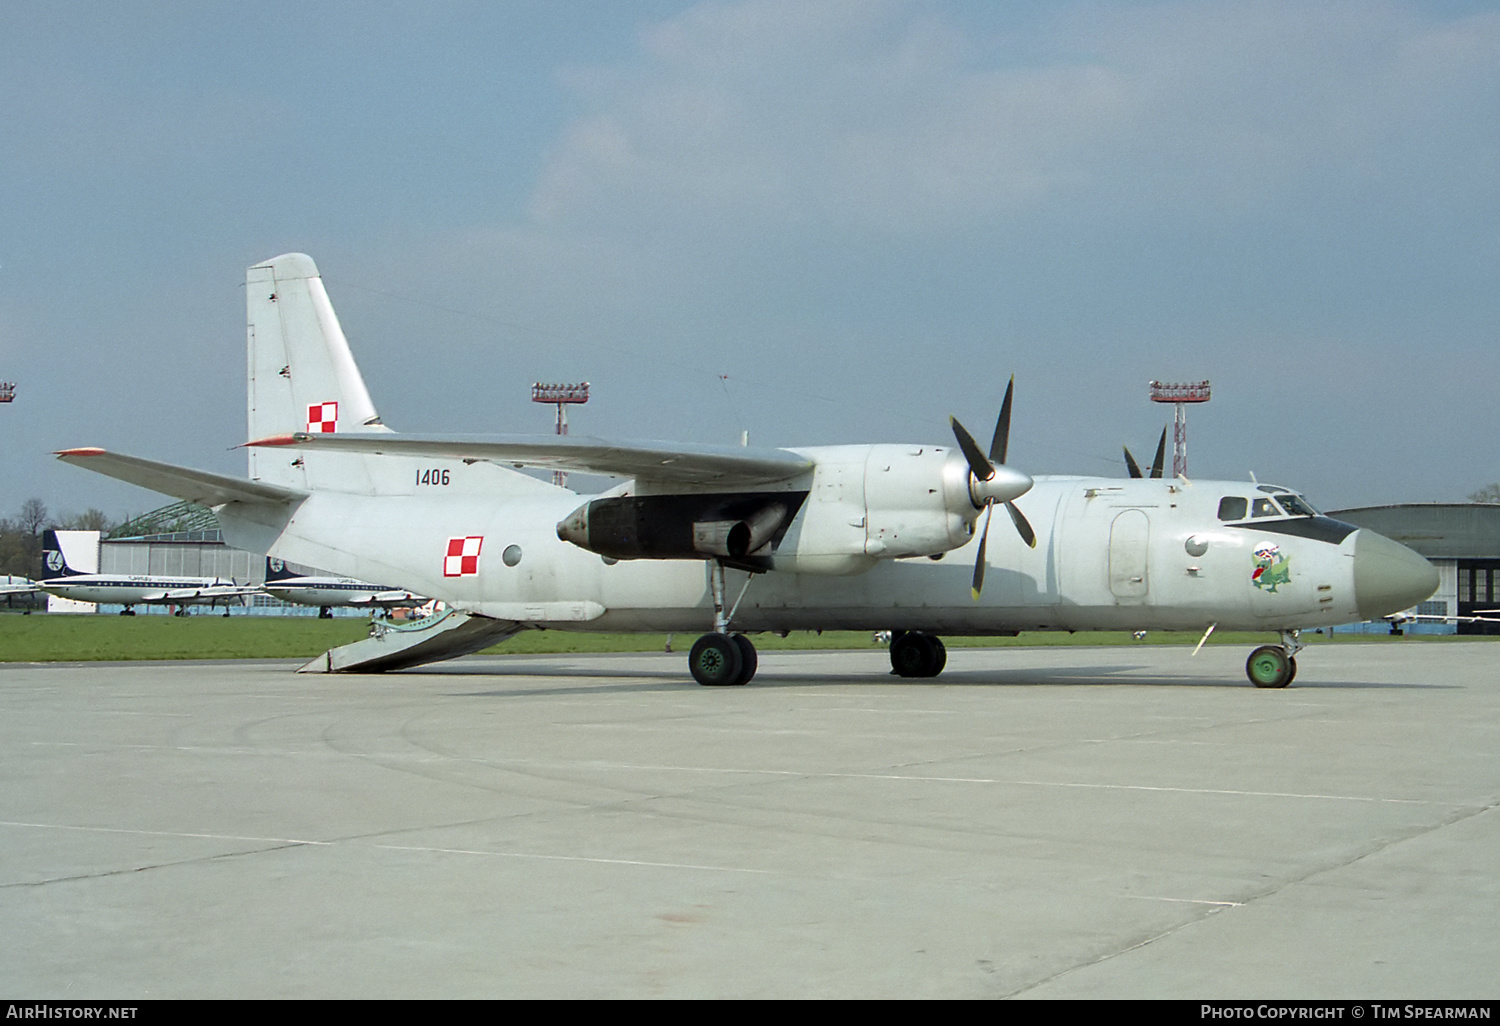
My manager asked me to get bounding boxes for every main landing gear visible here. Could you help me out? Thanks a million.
[688,562,759,686]
[889,631,947,678]
[1246,629,1304,688]
[688,632,758,686]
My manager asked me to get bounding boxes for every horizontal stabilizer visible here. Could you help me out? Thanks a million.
[246,433,814,487]
[56,449,307,508]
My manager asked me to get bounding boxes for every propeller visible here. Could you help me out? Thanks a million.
[1124,427,1168,480]
[950,377,1036,600]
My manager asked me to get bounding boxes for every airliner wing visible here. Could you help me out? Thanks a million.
[143,585,263,602]
[247,433,813,487]
[0,578,40,595]
[56,449,307,507]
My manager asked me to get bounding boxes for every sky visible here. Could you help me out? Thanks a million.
[2,0,1497,524]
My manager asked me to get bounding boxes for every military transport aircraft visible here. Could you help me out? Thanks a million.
[57,253,1438,686]
[262,557,426,617]
[35,529,258,615]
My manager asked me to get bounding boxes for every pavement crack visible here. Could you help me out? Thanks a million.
[1000,799,1499,998]
[2,842,316,890]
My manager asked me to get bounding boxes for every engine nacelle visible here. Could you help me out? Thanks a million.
[767,444,1031,574]
[556,444,1032,576]
[557,493,802,569]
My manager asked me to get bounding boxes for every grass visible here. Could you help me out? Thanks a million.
[0,610,1489,664]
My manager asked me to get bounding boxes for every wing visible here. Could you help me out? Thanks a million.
[246,433,814,488]
[56,449,307,507]
[144,585,263,602]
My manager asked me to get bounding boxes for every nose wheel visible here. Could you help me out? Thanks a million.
[1246,631,1303,688]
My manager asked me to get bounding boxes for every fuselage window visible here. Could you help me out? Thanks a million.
[1218,496,1248,521]
[1251,497,1283,518]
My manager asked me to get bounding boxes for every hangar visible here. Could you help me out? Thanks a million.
[1330,503,1500,635]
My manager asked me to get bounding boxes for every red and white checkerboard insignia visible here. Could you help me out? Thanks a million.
[443,536,483,577]
[306,401,338,433]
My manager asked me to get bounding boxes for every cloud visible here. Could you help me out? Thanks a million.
[526,0,1500,236]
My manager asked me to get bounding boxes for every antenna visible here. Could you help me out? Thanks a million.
[1149,380,1210,479]
[531,382,589,488]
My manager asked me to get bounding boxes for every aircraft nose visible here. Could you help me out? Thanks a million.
[1353,529,1439,620]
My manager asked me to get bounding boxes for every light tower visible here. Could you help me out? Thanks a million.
[0,382,14,403]
[531,381,589,487]
[1149,380,1210,479]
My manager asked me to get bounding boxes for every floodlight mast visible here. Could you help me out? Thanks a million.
[0,382,14,403]
[1149,380,1210,479]
[531,382,589,488]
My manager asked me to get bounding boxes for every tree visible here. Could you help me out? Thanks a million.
[60,508,112,532]
[19,498,47,537]
[1469,484,1500,503]
[18,498,48,578]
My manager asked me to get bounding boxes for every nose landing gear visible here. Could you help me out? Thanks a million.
[1246,629,1304,688]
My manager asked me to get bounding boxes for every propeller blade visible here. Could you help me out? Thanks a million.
[950,416,994,482]
[1150,427,1167,479]
[971,504,993,599]
[1006,500,1037,549]
[988,376,1014,465]
[1124,446,1143,479]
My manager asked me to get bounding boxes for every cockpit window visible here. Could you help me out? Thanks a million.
[1217,496,1248,521]
[1251,497,1282,518]
[1273,492,1318,517]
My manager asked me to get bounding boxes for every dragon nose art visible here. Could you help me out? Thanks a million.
[1353,530,1439,621]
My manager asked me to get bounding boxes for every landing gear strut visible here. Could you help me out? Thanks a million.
[688,562,758,686]
[1245,629,1303,688]
[890,631,947,678]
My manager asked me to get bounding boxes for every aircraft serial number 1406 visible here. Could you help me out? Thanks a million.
[59,254,1437,688]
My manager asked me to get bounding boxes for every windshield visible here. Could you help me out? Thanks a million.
[1273,493,1319,517]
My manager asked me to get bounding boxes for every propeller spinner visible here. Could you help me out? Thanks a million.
[950,377,1036,600]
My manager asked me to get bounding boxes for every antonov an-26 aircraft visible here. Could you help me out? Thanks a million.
[58,253,1438,687]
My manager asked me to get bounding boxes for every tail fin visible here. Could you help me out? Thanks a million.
[41,529,96,577]
[245,254,556,498]
[246,254,389,489]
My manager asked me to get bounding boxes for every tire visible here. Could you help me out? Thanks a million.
[689,633,744,686]
[891,632,945,678]
[731,634,758,685]
[1246,645,1293,688]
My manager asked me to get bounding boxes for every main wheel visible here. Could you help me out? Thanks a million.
[731,634,758,685]
[689,633,745,686]
[1246,645,1293,688]
[928,636,947,677]
[890,632,946,678]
